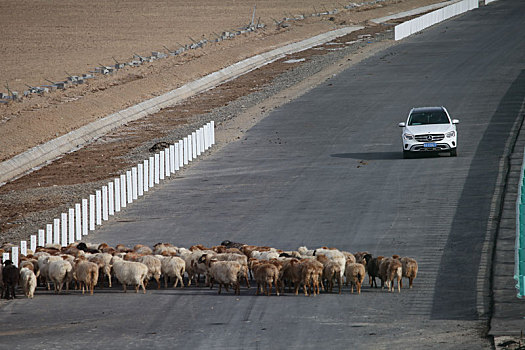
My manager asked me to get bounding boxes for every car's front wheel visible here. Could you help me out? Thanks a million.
[450,148,457,157]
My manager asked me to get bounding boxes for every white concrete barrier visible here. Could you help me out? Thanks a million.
[82,198,88,235]
[108,182,115,215]
[165,148,170,177]
[68,208,75,244]
[174,143,180,171]
[211,121,215,145]
[89,194,95,230]
[96,190,102,225]
[102,186,109,220]
[192,132,197,159]
[2,253,9,263]
[149,156,155,188]
[395,0,478,40]
[120,174,127,208]
[20,241,27,256]
[11,247,18,266]
[184,137,189,165]
[46,224,52,245]
[170,145,175,174]
[114,178,121,212]
[75,203,82,240]
[187,135,193,162]
[160,151,165,180]
[131,167,138,200]
[178,140,184,168]
[154,154,160,184]
[143,160,149,192]
[54,218,60,244]
[61,213,67,247]
[126,171,133,203]
[38,230,44,247]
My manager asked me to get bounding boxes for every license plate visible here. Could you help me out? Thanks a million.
[424,143,437,148]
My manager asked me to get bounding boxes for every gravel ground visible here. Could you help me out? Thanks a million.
[0,24,395,247]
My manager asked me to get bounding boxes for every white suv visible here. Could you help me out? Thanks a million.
[398,106,459,158]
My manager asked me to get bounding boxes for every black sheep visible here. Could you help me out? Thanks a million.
[2,260,19,299]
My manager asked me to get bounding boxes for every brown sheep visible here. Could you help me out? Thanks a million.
[74,260,99,295]
[345,262,366,294]
[400,257,418,288]
[252,262,280,296]
[386,259,403,293]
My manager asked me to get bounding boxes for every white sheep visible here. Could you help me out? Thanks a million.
[38,255,62,290]
[204,259,242,295]
[250,250,280,260]
[48,259,73,294]
[138,255,162,289]
[19,267,37,299]
[159,256,185,288]
[88,252,113,288]
[74,260,99,295]
[110,256,148,293]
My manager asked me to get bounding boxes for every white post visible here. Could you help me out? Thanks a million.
[165,148,170,177]
[68,208,75,244]
[192,132,197,159]
[131,167,138,200]
[46,223,53,245]
[174,143,180,171]
[20,241,27,256]
[2,253,9,264]
[61,213,68,247]
[75,203,82,240]
[82,198,89,235]
[169,145,175,174]
[11,247,18,267]
[33,234,39,251]
[201,127,206,152]
[96,190,102,225]
[114,178,121,212]
[138,163,144,196]
[204,124,209,150]
[178,140,184,168]
[108,182,115,215]
[102,186,109,220]
[126,170,133,204]
[38,230,44,247]
[149,156,154,188]
[120,174,127,208]
[187,135,193,162]
[183,137,189,165]
[197,129,202,156]
[89,194,95,230]
[143,159,149,192]
[154,154,160,184]
[211,120,215,145]
[159,151,165,180]
[54,218,60,245]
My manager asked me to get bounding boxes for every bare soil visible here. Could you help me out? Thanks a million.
[0,0,443,245]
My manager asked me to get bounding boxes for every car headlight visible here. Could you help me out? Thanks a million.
[403,133,414,140]
[446,130,456,138]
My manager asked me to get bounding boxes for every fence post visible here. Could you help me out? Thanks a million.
[188,135,193,162]
[20,241,27,256]
[138,163,144,196]
[38,230,44,248]
[61,213,68,247]
[211,121,215,145]
[165,148,171,177]
[68,208,75,244]
[11,247,18,266]
[143,159,149,192]
[126,171,133,204]
[75,204,82,240]
[204,124,209,150]
[54,218,60,245]
[96,190,102,225]
[155,154,160,184]
[82,199,88,235]
[46,223,53,245]
[192,132,197,159]
[160,151,165,180]
[184,137,189,165]
[102,186,109,220]
[170,145,175,174]
[108,182,115,215]
[179,140,184,168]
[174,143,180,171]
[149,156,155,188]
[2,253,9,264]
[89,194,96,230]
[120,174,127,208]
[114,178,121,212]
[131,167,138,200]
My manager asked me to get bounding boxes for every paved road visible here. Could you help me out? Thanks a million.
[2,1,524,348]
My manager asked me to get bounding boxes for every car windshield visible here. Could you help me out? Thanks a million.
[408,110,449,125]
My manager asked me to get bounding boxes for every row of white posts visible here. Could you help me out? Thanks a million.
[394,0,479,40]
[2,121,215,267]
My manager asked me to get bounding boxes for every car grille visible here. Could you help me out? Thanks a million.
[415,134,444,142]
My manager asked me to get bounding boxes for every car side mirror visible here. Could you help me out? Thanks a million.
[452,119,459,124]
[398,122,406,127]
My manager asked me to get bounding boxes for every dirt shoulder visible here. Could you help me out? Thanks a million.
[0,0,442,245]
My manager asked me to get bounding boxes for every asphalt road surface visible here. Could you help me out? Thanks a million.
[2,1,524,348]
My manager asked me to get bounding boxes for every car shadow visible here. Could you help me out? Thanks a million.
[331,152,451,160]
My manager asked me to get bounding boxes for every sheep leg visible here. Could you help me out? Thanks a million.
[218,283,222,295]
[400,278,404,289]
[156,277,161,290]
[141,280,147,294]
[409,277,413,288]
[338,277,342,295]
[235,282,240,295]
[123,283,127,293]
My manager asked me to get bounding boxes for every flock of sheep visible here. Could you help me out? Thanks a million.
[0,240,418,299]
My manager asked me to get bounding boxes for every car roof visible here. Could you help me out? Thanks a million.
[410,106,445,113]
